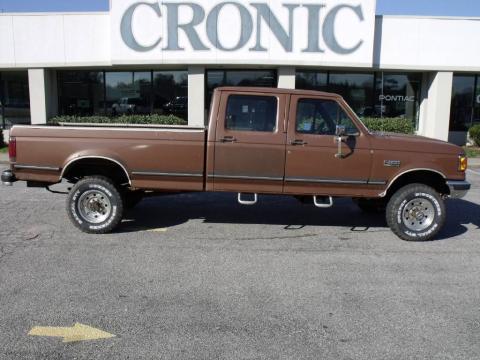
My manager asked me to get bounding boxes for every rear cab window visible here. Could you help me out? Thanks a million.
[225,95,278,132]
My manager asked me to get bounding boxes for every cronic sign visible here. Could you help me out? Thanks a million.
[112,0,376,65]
[121,1,365,54]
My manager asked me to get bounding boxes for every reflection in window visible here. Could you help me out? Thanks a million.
[153,71,188,121]
[106,72,151,116]
[376,73,421,126]
[206,69,277,110]
[58,71,105,116]
[296,71,328,92]
[0,71,31,128]
[225,95,277,132]
[329,72,374,117]
[296,70,422,128]
[450,75,475,131]
[296,99,357,135]
[57,70,188,122]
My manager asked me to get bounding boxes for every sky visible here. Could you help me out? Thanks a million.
[0,0,479,16]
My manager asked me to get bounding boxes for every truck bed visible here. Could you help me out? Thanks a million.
[10,124,207,191]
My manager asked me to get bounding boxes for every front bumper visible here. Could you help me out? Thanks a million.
[447,180,471,199]
[1,169,16,186]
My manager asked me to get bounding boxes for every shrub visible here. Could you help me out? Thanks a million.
[48,114,188,126]
[361,117,415,134]
[469,124,480,146]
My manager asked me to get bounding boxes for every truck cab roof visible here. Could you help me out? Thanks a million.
[214,86,344,100]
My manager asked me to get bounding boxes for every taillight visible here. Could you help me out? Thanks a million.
[8,137,16,161]
[458,155,467,172]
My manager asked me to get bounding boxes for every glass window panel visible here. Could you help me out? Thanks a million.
[106,72,152,116]
[153,70,188,122]
[376,73,421,128]
[296,71,328,91]
[225,70,277,87]
[328,72,375,117]
[1,71,30,128]
[450,75,475,131]
[296,98,357,135]
[471,76,480,127]
[225,95,277,132]
[206,69,277,110]
[58,71,105,116]
[0,74,3,128]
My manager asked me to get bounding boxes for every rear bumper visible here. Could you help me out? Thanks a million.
[447,180,471,199]
[1,169,16,186]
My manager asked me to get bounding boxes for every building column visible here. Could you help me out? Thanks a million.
[28,68,58,125]
[277,66,296,89]
[418,71,453,142]
[187,66,206,127]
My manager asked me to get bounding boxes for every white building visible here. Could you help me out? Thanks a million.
[1,0,480,145]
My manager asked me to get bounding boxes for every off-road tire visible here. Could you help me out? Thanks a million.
[386,183,445,241]
[354,198,387,214]
[66,176,124,234]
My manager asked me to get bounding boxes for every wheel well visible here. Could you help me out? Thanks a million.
[62,158,130,186]
[386,170,449,199]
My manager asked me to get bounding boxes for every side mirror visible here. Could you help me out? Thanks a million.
[335,125,346,159]
[335,125,346,137]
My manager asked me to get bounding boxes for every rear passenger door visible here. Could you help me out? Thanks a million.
[212,91,287,193]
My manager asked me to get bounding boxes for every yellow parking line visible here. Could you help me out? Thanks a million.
[146,228,168,233]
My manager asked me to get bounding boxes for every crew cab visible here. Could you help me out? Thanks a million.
[1,87,471,241]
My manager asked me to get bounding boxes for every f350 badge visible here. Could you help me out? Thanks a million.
[384,160,401,167]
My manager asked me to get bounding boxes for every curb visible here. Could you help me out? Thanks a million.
[469,158,480,166]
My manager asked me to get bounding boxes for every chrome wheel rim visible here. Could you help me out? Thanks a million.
[77,190,111,224]
[402,197,435,232]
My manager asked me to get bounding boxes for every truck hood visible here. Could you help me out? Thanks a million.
[369,131,462,155]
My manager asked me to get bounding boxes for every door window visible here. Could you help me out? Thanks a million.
[296,99,358,135]
[225,95,277,132]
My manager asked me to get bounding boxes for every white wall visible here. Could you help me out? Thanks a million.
[376,16,480,72]
[277,67,296,89]
[2,11,480,72]
[418,72,453,142]
[0,13,110,68]
[187,66,206,127]
[28,69,48,125]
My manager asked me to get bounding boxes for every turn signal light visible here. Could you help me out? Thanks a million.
[8,137,16,161]
[458,155,468,172]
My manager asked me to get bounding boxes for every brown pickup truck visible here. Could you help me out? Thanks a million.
[1,87,471,241]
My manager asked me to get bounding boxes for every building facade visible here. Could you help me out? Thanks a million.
[1,0,480,145]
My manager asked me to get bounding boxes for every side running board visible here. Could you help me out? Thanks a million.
[313,196,333,208]
[238,193,258,206]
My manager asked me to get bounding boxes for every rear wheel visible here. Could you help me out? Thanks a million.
[67,176,124,234]
[386,183,445,241]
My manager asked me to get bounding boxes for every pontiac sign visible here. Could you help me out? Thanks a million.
[111,0,376,66]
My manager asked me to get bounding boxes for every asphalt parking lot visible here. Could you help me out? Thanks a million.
[0,169,479,359]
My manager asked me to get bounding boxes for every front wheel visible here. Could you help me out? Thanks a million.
[386,184,445,241]
[66,176,124,234]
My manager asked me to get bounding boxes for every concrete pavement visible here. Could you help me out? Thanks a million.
[0,166,479,359]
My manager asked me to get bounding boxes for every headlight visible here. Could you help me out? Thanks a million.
[458,155,468,172]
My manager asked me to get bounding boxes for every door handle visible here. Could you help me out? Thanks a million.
[290,139,308,146]
[221,136,237,143]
